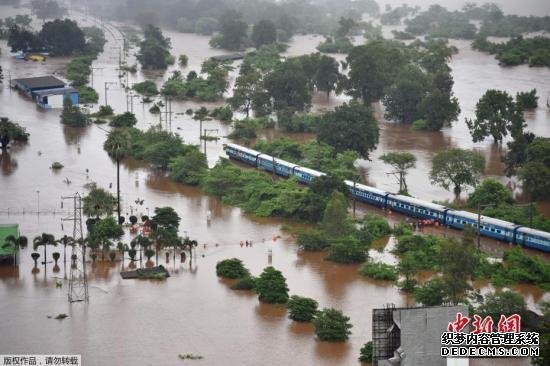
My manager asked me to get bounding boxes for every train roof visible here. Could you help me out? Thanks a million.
[257,154,299,168]
[345,181,388,196]
[294,166,325,177]
[226,143,261,157]
[451,210,518,229]
[389,194,446,212]
[517,226,550,238]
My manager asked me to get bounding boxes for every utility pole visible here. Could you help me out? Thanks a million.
[90,67,102,88]
[62,193,89,303]
[203,128,218,157]
[104,81,116,106]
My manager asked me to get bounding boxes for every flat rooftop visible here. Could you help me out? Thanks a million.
[13,76,65,90]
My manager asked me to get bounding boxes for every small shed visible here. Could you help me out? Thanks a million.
[12,76,79,108]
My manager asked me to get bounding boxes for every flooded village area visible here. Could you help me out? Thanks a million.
[0,0,549,365]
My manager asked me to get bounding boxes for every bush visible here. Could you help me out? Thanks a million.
[317,37,354,54]
[178,54,188,67]
[255,266,289,304]
[210,105,233,122]
[215,258,250,279]
[231,276,256,290]
[109,112,137,128]
[96,105,114,117]
[358,214,391,244]
[359,261,398,281]
[297,229,330,251]
[133,80,158,96]
[414,278,447,306]
[51,161,64,170]
[168,148,208,185]
[287,295,318,322]
[60,98,89,127]
[411,119,429,131]
[326,237,367,264]
[516,89,538,109]
[359,341,373,363]
[77,86,99,104]
[313,308,353,341]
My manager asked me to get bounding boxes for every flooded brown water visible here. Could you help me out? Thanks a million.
[0,6,548,366]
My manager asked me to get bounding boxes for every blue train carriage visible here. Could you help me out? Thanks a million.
[225,143,261,165]
[293,166,325,184]
[446,210,518,243]
[386,194,447,221]
[345,181,389,208]
[516,227,550,252]
[257,154,299,177]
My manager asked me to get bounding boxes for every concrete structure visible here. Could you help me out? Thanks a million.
[12,76,79,109]
[373,304,469,366]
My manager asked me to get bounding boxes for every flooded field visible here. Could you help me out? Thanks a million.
[0,6,548,366]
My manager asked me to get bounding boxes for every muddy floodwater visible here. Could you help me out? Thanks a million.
[0,6,549,366]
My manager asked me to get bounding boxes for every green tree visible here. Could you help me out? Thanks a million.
[317,102,379,158]
[7,25,43,53]
[137,25,172,69]
[439,234,478,304]
[251,19,277,49]
[466,90,524,144]
[39,19,85,56]
[104,128,132,221]
[132,80,158,96]
[287,295,318,322]
[516,89,538,109]
[313,308,353,341]
[297,229,330,251]
[229,69,270,117]
[327,236,368,264]
[216,258,250,279]
[264,58,311,114]
[414,278,447,306]
[430,148,485,199]
[152,207,181,231]
[60,97,88,127]
[211,10,248,50]
[380,151,416,193]
[467,178,514,208]
[359,341,373,363]
[109,112,137,128]
[345,40,407,103]
[518,137,550,200]
[315,55,341,97]
[83,184,115,219]
[321,191,352,238]
[476,290,527,322]
[383,64,429,123]
[255,266,289,304]
[0,117,29,149]
[168,148,208,185]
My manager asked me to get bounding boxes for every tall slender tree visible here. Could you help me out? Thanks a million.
[104,128,132,223]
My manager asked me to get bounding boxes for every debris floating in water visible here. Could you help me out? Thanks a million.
[178,354,203,360]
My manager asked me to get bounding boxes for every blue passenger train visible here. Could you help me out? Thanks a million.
[224,143,550,253]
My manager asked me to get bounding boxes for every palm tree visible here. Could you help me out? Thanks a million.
[182,237,198,261]
[56,235,74,264]
[33,233,56,271]
[104,128,132,223]
[2,235,28,264]
[131,235,151,267]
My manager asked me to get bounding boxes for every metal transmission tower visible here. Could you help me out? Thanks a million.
[62,193,89,303]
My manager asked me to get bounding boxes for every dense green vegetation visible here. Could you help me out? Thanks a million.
[216,258,250,279]
[132,80,158,96]
[313,308,353,341]
[161,61,231,101]
[60,97,89,127]
[359,341,373,363]
[0,117,29,149]
[405,5,476,39]
[473,36,550,68]
[359,261,398,281]
[516,89,538,109]
[137,25,172,69]
[255,266,289,304]
[287,295,318,322]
